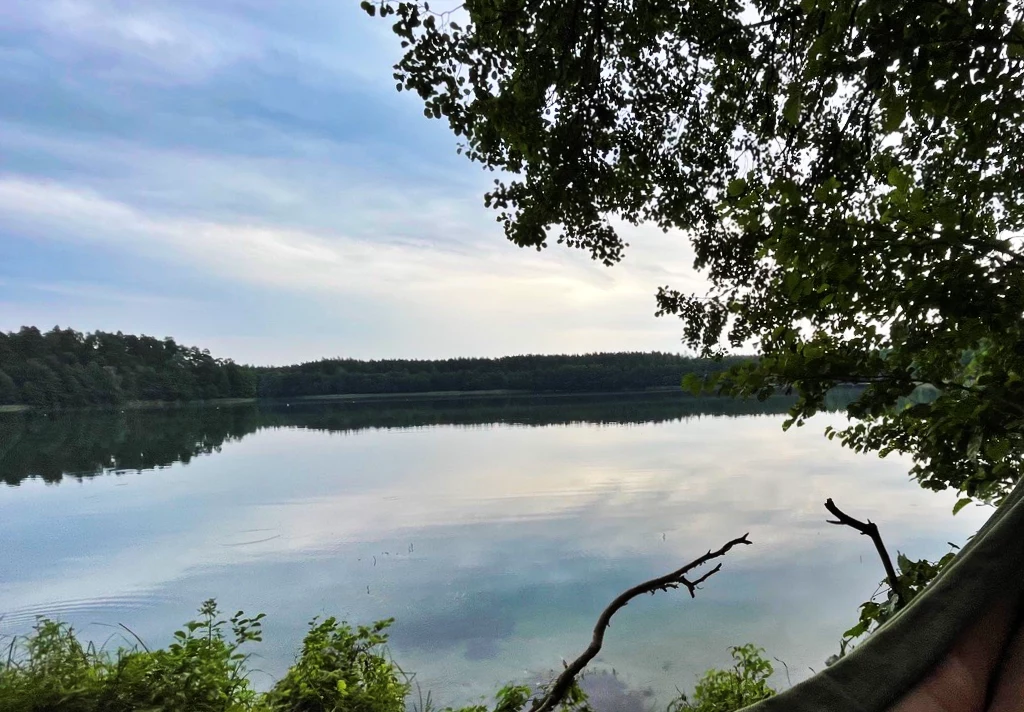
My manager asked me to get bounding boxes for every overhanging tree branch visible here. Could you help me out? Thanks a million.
[529,533,752,712]
[825,498,907,608]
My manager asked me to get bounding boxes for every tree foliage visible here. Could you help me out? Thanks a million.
[668,645,776,712]
[0,327,256,408]
[1,326,757,405]
[258,352,753,397]
[365,0,1024,504]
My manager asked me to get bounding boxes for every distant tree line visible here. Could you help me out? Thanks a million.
[255,352,754,398]
[0,327,257,408]
[0,326,757,408]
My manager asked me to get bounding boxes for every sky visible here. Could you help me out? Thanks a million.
[0,0,707,365]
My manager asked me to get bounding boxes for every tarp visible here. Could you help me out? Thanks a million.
[743,479,1024,711]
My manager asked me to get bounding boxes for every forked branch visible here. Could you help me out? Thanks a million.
[825,498,906,607]
[529,533,752,712]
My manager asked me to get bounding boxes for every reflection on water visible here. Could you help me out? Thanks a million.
[0,392,797,486]
[0,393,990,709]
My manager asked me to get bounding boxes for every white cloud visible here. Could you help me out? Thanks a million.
[0,0,713,361]
[0,174,706,359]
[3,0,405,88]
[14,0,263,84]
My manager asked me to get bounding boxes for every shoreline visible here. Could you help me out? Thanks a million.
[0,386,695,414]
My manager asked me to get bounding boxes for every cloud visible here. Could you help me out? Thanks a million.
[0,172,707,361]
[0,175,600,296]
[0,0,710,361]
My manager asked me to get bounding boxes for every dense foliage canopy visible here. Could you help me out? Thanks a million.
[366,0,1024,504]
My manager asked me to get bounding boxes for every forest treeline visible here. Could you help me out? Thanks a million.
[0,326,755,408]
[256,351,754,398]
[0,327,257,407]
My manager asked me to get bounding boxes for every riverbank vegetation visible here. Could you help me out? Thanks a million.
[0,601,775,712]
[0,326,754,409]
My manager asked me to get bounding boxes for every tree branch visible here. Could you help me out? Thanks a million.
[529,533,752,712]
[824,499,906,608]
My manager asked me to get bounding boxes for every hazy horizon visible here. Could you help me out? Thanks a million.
[2,323,718,368]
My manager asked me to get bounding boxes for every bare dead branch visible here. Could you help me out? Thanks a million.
[824,498,906,608]
[529,533,752,712]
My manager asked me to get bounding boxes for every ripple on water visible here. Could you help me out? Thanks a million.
[0,593,171,631]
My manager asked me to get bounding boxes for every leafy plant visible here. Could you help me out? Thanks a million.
[0,603,414,712]
[838,545,960,651]
[668,645,776,712]
[264,617,407,712]
[1,604,775,712]
[0,600,264,712]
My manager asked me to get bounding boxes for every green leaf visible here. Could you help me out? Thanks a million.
[984,439,1010,462]
[682,373,704,395]
[882,99,906,133]
[1009,22,1024,58]
[887,168,911,191]
[967,432,983,461]
[952,497,972,515]
[727,178,747,197]
[843,620,870,639]
[783,91,802,126]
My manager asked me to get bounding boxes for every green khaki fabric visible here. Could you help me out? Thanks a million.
[743,480,1024,712]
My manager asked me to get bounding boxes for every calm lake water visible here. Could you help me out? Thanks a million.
[0,394,991,709]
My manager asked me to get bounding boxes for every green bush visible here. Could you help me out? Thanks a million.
[0,604,773,712]
[264,618,407,712]
[667,645,776,712]
[0,601,406,712]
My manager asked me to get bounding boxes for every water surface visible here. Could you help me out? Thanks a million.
[0,394,990,708]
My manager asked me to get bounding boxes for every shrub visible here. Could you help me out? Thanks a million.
[264,618,407,712]
[667,645,776,712]
[1,605,772,712]
[0,599,263,712]
[0,602,410,712]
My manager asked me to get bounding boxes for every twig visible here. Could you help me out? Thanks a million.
[529,533,752,712]
[774,656,792,688]
[824,498,906,608]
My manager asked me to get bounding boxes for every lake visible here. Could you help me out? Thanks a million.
[0,393,991,710]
